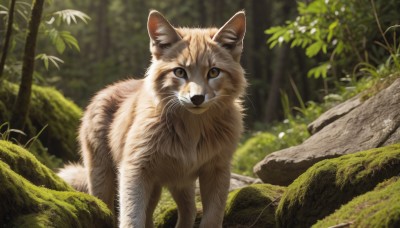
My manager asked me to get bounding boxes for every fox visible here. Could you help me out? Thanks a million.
[58,10,247,228]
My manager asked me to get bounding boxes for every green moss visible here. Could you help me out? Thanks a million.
[224,184,286,228]
[29,84,82,161]
[154,184,286,227]
[232,132,279,176]
[313,177,400,227]
[0,140,113,227]
[276,144,400,228]
[0,81,82,164]
[153,190,178,227]
[0,140,71,191]
[154,190,202,228]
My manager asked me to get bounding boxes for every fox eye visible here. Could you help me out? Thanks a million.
[208,67,220,78]
[173,68,187,78]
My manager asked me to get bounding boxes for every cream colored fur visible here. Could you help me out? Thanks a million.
[58,10,247,228]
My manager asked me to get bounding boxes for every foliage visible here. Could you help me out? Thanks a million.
[0,140,113,227]
[276,144,400,228]
[233,49,400,177]
[0,0,89,80]
[233,133,279,176]
[233,100,324,177]
[266,0,400,79]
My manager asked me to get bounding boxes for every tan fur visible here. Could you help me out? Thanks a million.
[58,10,247,228]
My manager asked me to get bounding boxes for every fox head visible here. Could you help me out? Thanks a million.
[146,10,247,115]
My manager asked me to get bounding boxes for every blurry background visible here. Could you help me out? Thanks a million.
[1,0,399,129]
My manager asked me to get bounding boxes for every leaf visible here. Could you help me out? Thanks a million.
[35,53,64,70]
[306,41,324,57]
[53,9,90,25]
[45,29,80,53]
[334,41,345,54]
[48,55,64,69]
[327,20,339,42]
[54,35,66,54]
[307,62,330,78]
[60,31,80,51]
[9,129,26,136]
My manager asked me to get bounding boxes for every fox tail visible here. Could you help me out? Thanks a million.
[58,163,88,193]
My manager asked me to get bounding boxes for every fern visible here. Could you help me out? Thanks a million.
[53,9,90,25]
[35,54,64,70]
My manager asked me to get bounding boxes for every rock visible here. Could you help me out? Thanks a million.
[0,140,113,227]
[313,177,400,228]
[383,124,400,146]
[0,81,82,164]
[224,184,285,228]
[229,173,261,191]
[275,144,400,228]
[307,95,362,135]
[0,140,72,191]
[254,78,400,185]
[154,184,286,228]
[194,173,260,195]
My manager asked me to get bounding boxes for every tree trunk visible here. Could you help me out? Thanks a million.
[96,0,110,60]
[264,44,289,122]
[0,0,17,80]
[263,0,295,122]
[250,0,271,122]
[11,0,45,131]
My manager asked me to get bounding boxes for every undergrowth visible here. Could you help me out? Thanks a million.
[232,59,400,177]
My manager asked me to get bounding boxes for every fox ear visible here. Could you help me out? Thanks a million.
[213,11,246,60]
[148,10,181,59]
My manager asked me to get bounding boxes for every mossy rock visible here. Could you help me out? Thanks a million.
[154,184,286,227]
[0,140,71,191]
[0,140,113,227]
[313,177,400,227]
[0,81,82,163]
[224,184,286,227]
[232,132,278,176]
[276,144,400,228]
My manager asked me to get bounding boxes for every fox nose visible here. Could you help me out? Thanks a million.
[190,95,205,106]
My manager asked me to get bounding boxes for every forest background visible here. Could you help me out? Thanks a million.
[1,0,400,129]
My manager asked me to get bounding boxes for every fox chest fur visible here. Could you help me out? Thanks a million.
[93,79,243,186]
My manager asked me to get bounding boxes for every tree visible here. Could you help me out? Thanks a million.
[10,0,45,131]
[0,0,16,80]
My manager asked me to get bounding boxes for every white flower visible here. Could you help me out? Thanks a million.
[278,132,285,139]
[299,26,307,33]
[310,28,317,34]
[310,19,318,27]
